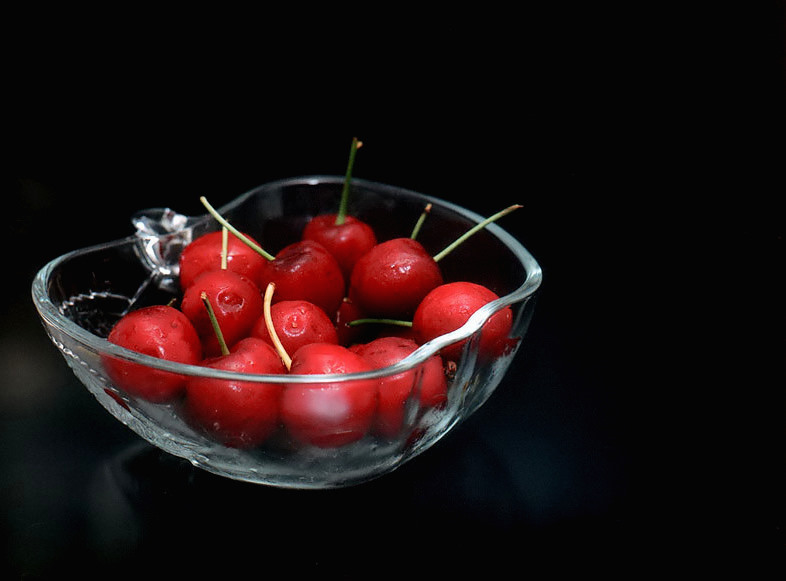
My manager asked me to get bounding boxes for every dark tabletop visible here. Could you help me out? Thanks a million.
[5,7,785,578]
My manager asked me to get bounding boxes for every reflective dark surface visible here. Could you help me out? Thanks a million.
[6,8,785,576]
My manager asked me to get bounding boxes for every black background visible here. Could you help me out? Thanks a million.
[4,4,785,578]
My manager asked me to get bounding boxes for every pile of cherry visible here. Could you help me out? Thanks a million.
[103,139,520,451]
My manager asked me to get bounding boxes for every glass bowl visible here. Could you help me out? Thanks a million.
[31,176,542,489]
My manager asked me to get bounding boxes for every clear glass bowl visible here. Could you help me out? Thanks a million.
[31,176,542,488]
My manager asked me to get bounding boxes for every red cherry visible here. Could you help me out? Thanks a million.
[183,337,287,448]
[258,240,346,318]
[104,305,202,403]
[280,343,378,448]
[179,230,268,290]
[350,336,447,439]
[412,281,513,362]
[348,238,444,319]
[302,214,377,278]
[180,269,264,357]
[251,299,338,357]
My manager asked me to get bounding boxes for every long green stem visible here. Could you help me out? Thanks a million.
[200,196,275,261]
[335,137,362,226]
[201,292,230,356]
[432,204,522,263]
[220,226,228,270]
[410,203,432,240]
[263,282,292,370]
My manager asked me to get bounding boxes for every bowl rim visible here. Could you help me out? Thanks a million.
[31,175,543,384]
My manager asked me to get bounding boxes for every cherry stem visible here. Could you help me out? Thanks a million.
[410,203,432,240]
[263,282,292,370]
[335,137,362,226]
[201,291,230,356]
[200,196,276,261]
[347,318,413,328]
[221,226,229,270]
[432,204,523,263]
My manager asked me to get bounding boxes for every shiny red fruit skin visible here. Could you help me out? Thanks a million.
[351,336,447,439]
[180,269,264,357]
[251,299,338,357]
[258,240,346,318]
[412,282,513,362]
[280,343,378,448]
[302,214,378,278]
[179,230,268,290]
[104,305,203,403]
[348,238,443,319]
[183,337,287,448]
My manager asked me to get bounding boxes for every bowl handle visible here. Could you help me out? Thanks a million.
[130,207,194,292]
